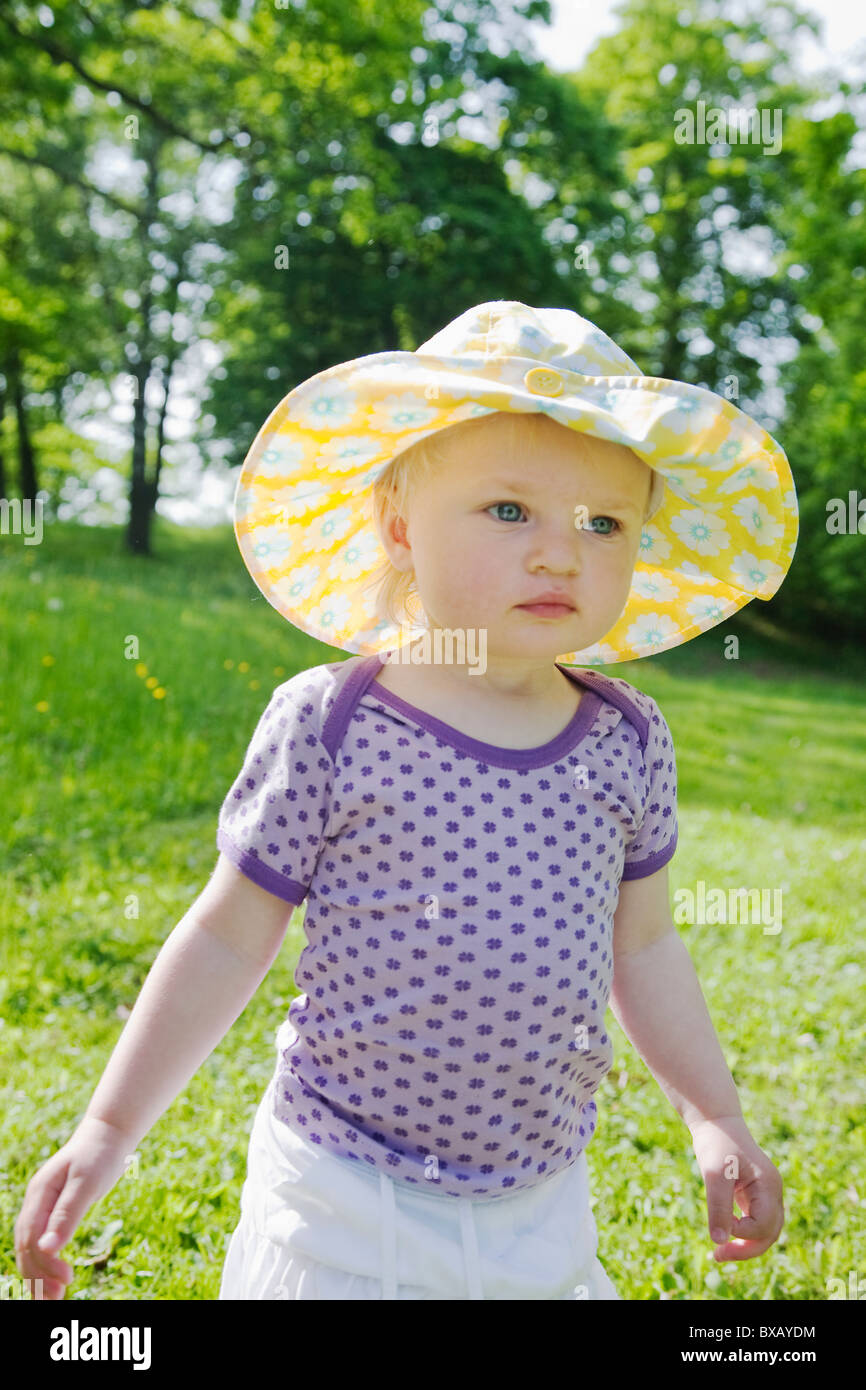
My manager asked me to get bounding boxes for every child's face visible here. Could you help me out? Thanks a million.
[384,412,653,663]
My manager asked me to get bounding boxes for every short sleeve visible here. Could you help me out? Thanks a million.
[215,679,333,905]
[621,699,678,880]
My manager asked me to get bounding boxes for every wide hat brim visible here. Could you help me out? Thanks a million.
[231,310,798,666]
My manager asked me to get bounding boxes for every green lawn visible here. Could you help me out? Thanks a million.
[1,518,864,1300]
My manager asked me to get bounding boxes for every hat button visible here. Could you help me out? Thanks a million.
[524,366,564,396]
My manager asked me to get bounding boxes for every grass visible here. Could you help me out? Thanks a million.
[1,517,864,1300]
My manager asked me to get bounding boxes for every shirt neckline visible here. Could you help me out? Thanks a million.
[363,653,604,770]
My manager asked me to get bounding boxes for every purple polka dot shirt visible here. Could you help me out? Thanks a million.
[216,653,678,1199]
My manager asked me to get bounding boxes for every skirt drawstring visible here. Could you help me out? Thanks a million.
[379,1171,485,1300]
[379,1171,398,1300]
[458,1196,484,1300]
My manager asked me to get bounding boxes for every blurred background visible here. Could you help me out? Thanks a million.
[1,0,864,1302]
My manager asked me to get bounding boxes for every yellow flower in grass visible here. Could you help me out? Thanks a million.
[36,701,49,713]
[146,676,158,689]
[238,661,250,673]
[153,687,166,699]
[249,680,260,690]
[223,659,234,669]
[135,662,148,677]
[273,666,285,676]
[41,654,55,666]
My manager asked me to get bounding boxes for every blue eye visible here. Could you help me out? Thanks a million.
[587,516,620,535]
[487,502,525,522]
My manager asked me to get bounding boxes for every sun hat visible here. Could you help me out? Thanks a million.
[230,300,798,666]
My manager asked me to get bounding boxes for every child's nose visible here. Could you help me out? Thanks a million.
[525,508,588,564]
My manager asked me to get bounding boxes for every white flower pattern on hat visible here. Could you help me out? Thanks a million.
[631,571,679,602]
[257,439,305,477]
[316,435,382,473]
[251,524,293,561]
[679,560,718,586]
[368,394,440,431]
[287,380,357,428]
[310,504,355,549]
[325,530,381,580]
[308,591,353,634]
[273,565,321,604]
[686,595,729,625]
[730,553,787,592]
[663,472,708,495]
[717,461,777,494]
[670,508,730,555]
[657,394,720,436]
[731,497,785,546]
[574,641,619,665]
[626,613,680,649]
[277,480,330,520]
[638,527,673,562]
[715,438,745,466]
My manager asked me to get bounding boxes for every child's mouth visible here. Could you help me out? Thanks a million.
[516,603,575,618]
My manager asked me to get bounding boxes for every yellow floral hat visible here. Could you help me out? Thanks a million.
[232,300,798,665]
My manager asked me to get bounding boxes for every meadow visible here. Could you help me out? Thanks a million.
[1,518,863,1300]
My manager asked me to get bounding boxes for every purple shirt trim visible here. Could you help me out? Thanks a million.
[620,825,679,880]
[328,653,608,770]
[216,825,308,905]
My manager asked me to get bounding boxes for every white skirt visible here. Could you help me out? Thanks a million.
[219,1074,621,1301]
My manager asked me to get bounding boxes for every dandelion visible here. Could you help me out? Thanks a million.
[35,701,49,713]
[238,661,250,673]
[249,680,260,690]
[146,676,158,689]
[135,663,148,677]
[41,654,55,666]
[153,687,166,700]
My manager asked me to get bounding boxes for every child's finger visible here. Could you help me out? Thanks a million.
[15,1163,68,1256]
[25,1271,69,1300]
[712,1188,785,1260]
[15,1185,74,1287]
[702,1171,736,1244]
[728,1203,779,1243]
[712,1231,779,1262]
[17,1247,72,1285]
[36,1173,94,1256]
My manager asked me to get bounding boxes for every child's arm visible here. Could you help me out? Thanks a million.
[609,865,784,1261]
[77,853,295,1145]
[14,854,295,1298]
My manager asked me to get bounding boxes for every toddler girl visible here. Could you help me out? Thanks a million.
[15,301,794,1300]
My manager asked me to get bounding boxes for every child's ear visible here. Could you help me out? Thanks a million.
[375,496,414,574]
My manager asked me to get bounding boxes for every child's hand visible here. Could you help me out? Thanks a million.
[688,1114,784,1262]
[14,1117,135,1300]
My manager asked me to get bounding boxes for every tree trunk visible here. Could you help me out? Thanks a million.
[124,131,162,557]
[13,370,38,503]
[125,360,153,554]
[0,383,6,499]
[152,354,176,503]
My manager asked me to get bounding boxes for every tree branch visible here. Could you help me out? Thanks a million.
[0,144,143,219]
[0,10,235,154]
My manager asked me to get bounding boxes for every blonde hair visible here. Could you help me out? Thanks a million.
[360,411,666,633]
